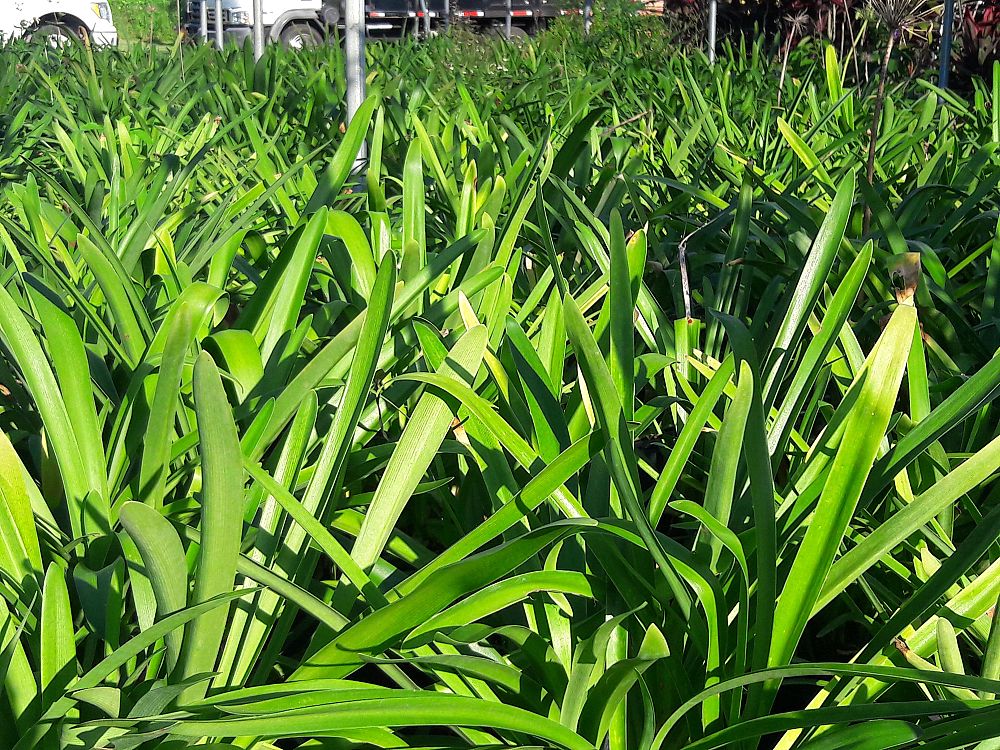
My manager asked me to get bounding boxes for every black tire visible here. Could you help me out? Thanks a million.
[490,24,528,39]
[279,23,323,49]
[27,23,81,48]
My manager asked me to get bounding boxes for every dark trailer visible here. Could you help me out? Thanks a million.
[446,0,577,35]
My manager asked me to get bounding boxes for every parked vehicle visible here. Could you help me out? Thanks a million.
[183,0,578,46]
[184,0,426,44]
[0,0,118,46]
[372,0,437,36]
[447,0,575,36]
[185,0,333,47]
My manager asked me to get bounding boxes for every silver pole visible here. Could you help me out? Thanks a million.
[252,0,264,60]
[420,0,429,36]
[199,0,208,42]
[707,0,717,64]
[214,0,223,49]
[584,0,592,34]
[505,0,511,39]
[345,0,367,162]
[444,0,450,31]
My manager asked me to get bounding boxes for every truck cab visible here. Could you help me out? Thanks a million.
[0,0,118,46]
[184,0,426,44]
[182,0,579,46]
[185,0,330,47]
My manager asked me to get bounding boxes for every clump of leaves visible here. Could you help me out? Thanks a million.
[0,20,999,750]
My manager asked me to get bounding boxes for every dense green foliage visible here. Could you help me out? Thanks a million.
[110,0,180,44]
[1,18,1000,750]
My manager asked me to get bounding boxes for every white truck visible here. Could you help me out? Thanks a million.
[185,0,348,47]
[0,0,119,46]
[184,0,572,46]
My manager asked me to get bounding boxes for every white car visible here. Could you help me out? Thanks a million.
[0,0,119,46]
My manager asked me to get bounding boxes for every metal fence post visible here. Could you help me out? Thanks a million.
[253,0,264,60]
[939,0,955,89]
[445,0,450,31]
[214,0,223,49]
[420,0,430,36]
[584,0,592,35]
[345,0,367,162]
[505,0,511,39]
[200,0,208,42]
[707,0,717,64]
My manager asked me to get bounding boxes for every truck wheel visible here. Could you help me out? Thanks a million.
[28,23,79,48]
[280,23,323,49]
[491,25,528,39]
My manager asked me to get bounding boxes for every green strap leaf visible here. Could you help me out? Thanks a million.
[119,502,188,673]
[178,352,245,699]
[40,563,75,710]
[166,693,595,750]
[350,325,487,573]
[769,304,916,670]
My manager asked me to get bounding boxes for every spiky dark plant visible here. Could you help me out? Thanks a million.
[864,0,935,230]
[778,11,810,107]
